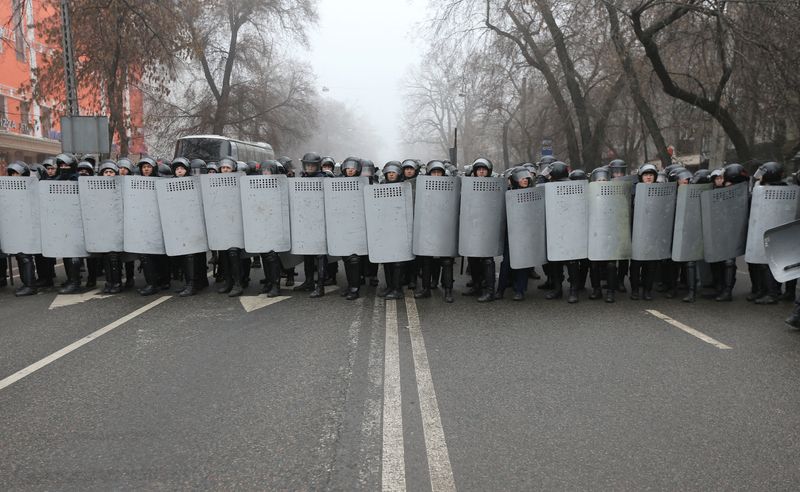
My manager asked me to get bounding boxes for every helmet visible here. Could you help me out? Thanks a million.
[608,159,627,175]
[246,160,261,175]
[137,156,157,175]
[472,157,493,174]
[218,157,237,172]
[667,166,687,182]
[656,171,667,183]
[360,159,376,177]
[538,155,557,167]
[568,169,587,181]
[709,167,724,179]
[445,163,458,176]
[510,167,533,188]
[171,157,191,175]
[77,160,95,176]
[382,161,403,181]
[723,163,749,184]
[236,161,248,173]
[590,167,610,182]
[30,163,47,180]
[320,156,336,171]
[638,163,658,178]
[548,161,570,181]
[301,152,322,173]
[55,153,77,177]
[275,162,287,175]
[158,163,172,176]
[260,160,280,175]
[401,159,419,176]
[117,158,133,173]
[691,169,712,184]
[98,160,119,175]
[82,154,98,166]
[7,160,30,176]
[668,167,691,183]
[341,157,362,176]
[426,160,447,176]
[42,157,56,169]
[206,162,219,173]
[753,161,783,184]
[189,158,207,175]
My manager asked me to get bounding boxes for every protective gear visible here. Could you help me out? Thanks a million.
[341,157,362,176]
[590,167,611,182]
[218,157,237,172]
[691,169,712,184]
[98,161,119,175]
[7,161,30,176]
[472,157,493,174]
[382,161,403,180]
[29,164,47,180]
[76,161,95,175]
[260,251,283,297]
[342,254,362,300]
[320,156,336,172]
[14,254,37,297]
[753,161,783,184]
[55,153,77,178]
[638,164,658,178]
[171,157,190,175]
[568,169,587,181]
[723,163,749,184]
[236,161,248,173]
[425,160,446,176]
[401,159,419,177]
[608,159,627,176]
[246,161,261,175]
[206,162,219,173]
[301,152,322,174]
[476,257,496,302]
[137,157,158,176]
[103,252,123,294]
[667,167,689,182]
[157,163,172,176]
[547,161,570,181]
[259,160,280,175]
[510,167,533,188]
[59,257,83,294]
[42,157,56,169]
[190,158,207,175]
[117,158,133,174]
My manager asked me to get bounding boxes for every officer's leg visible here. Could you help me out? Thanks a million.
[414,256,432,299]
[15,254,37,297]
[755,264,780,305]
[294,256,316,291]
[34,255,55,288]
[545,261,564,300]
[441,257,455,303]
[566,261,580,304]
[589,261,602,300]
[227,248,244,297]
[715,259,736,302]
[310,255,327,298]
[786,289,800,329]
[344,254,361,300]
[477,257,495,303]
[178,254,198,297]
[629,260,641,300]
[605,261,617,303]
[138,255,160,296]
[682,261,697,303]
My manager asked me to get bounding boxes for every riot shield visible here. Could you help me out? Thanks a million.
[364,182,414,263]
[39,180,88,258]
[123,176,165,255]
[545,180,588,261]
[0,177,41,254]
[631,182,677,261]
[671,183,711,262]
[505,186,547,268]
[458,177,506,258]
[587,181,632,261]
[324,177,369,256]
[764,219,800,283]
[278,251,303,269]
[745,185,800,264]
[156,177,208,256]
[241,175,291,253]
[412,175,460,257]
[701,182,749,263]
[79,176,124,253]
[288,177,327,255]
[201,174,245,250]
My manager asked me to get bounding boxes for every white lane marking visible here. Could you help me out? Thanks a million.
[0,296,172,391]
[239,294,291,313]
[382,299,406,491]
[405,297,456,492]
[646,309,733,350]
[48,289,113,310]
[359,296,385,487]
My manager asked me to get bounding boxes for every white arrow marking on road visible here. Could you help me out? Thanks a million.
[48,289,113,310]
[239,294,291,313]
[646,309,733,350]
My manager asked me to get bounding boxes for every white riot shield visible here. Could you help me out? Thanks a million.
[587,181,632,261]
[123,176,165,255]
[0,177,41,254]
[412,176,460,257]
[364,182,414,263]
[324,177,369,256]
[201,174,245,250]
[764,219,800,283]
[278,251,303,269]
[156,177,208,256]
[745,185,800,264]
[505,186,547,269]
[632,182,677,261]
[701,182,749,263]
[241,175,291,253]
[288,178,327,255]
[671,183,712,262]
[545,180,588,261]
[79,176,124,253]
[39,180,88,258]
[458,177,506,258]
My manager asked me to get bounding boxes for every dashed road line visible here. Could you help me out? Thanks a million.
[646,309,732,350]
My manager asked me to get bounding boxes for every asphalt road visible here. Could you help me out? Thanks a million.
[1,263,799,490]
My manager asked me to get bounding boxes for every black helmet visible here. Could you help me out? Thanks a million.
[667,166,687,182]
[548,161,570,181]
[77,160,95,176]
[275,162,286,175]
[691,169,712,184]
[445,163,458,176]
[340,157,362,176]
[723,163,749,184]
[510,167,533,188]
[137,156,157,175]
[590,167,610,182]
[426,160,447,176]
[360,159,376,177]
[42,157,56,169]
[189,158,207,175]
[608,159,627,175]
[320,156,336,171]
[568,169,587,181]
[382,161,403,181]
[218,157,237,172]
[260,160,280,175]
[277,156,293,169]
[171,157,191,175]
[472,157,493,174]
[158,163,172,176]
[753,161,783,184]
[245,160,261,175]
[663,163,680,176]
[55,153,76,168]
[206,162,219,173]
[538,155,557,167]
[30,163,47,180]
[98,160,119,175]
[117,158,133,173]
[7,160,30,176]
[670,168,692,183]
[301,152,322,169]
[638,163,658,178]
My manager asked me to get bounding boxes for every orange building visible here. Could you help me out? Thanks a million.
[0,0,146,174]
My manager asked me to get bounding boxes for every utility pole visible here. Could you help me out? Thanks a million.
[60,0,79,116]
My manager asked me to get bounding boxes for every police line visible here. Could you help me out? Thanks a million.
[0,174,798,281]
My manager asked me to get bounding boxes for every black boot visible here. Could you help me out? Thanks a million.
[59,258,83,294]
[263,253,282,298]
[629,261,641,300]
[216,253,233,294]
[124,261,135,289]
[605,262,617,303]
[477,259,495,303]
[715,262,736,302]
[344,256,361,300]
[85,258,98,289]
[285,267,295,287]
[138,255,160,296]
[755,265,780,305]
[15,255,37,297]
[786,303,800,329]
[294,257,315,291]
[105,253,123,294]
[227,250,244,297]
[310,255,327,298]
[178,254,198,297]
[441,258,454,303]
[682,263,696,303]
[566,262,579,303]
[545,263,563,300]
[414,257,432,299]
[385,262,404,300]
[34,255,55,288]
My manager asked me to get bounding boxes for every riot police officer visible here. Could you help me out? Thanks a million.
[5,162,38,296]
[629,165,660,300]
[359,159,380,286]
[292,152,330,298]
[212,157,248,297]
[257,160,286,298]
[713,163,750,302]
[587,166,620,303]
[463,157,498,303]
[376,161,406,299]
[496,166,533,301]
[542,161,583,303]
[95,161,124,294]
[334,157,366,300]
[750,162,787,305]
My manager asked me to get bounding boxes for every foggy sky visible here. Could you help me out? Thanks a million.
[303,0,428,164]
